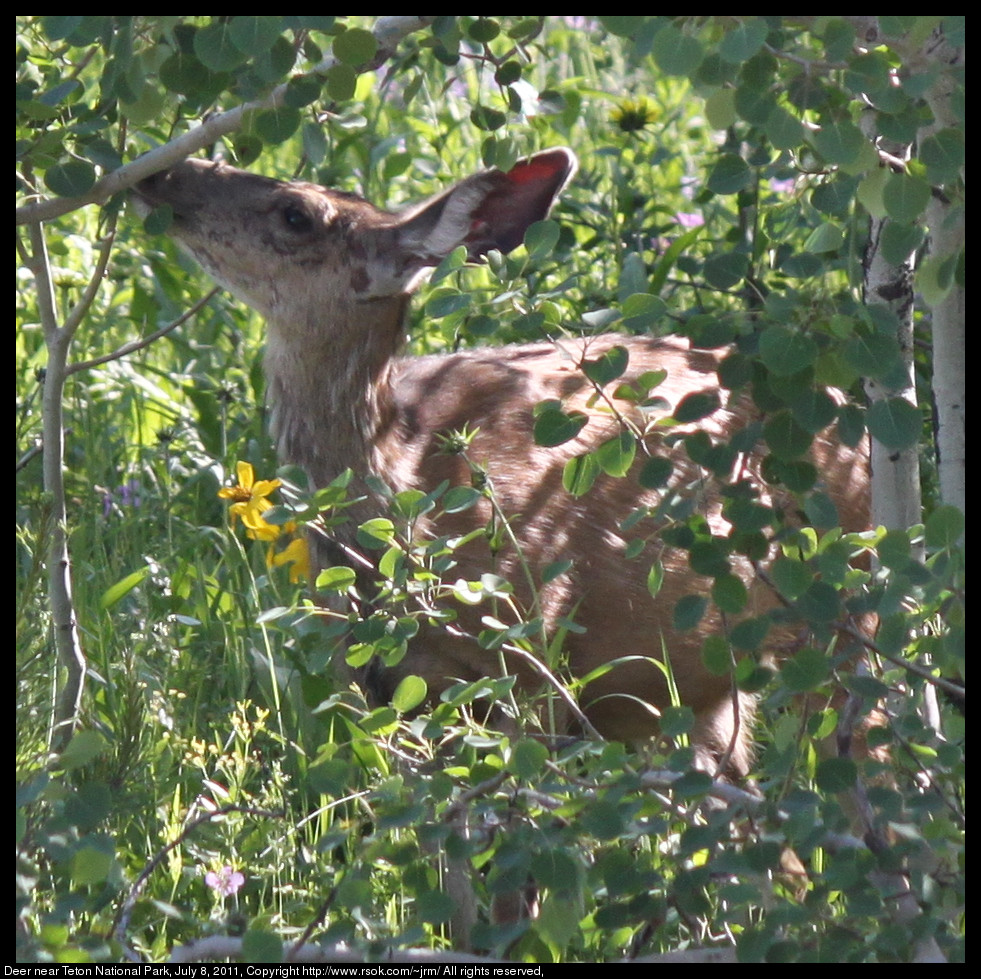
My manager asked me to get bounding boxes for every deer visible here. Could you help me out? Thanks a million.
[132,147,872,786]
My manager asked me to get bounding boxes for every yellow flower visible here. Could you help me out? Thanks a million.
[611,97,659,133]
[218,461,282,531]
[268,531,311,584]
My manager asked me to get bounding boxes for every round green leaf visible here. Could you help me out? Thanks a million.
[325,63,357,101]
[705,87,736,130]
[919,127,965,185]
[673,594,708,631]
[790,388,837,433]
[882,172,931,223]
[759,325,818,376]
[582,344,629,385]
[707,153,752,195]
[652,25,704,77]
[815,756,858,793]
[45,160,96,197]
[811,118,865,166]
[712,573,748,614]
[332,27,378,66]
[925,504,964,550]
[638,455,673,489]
[534,405,589,447]
[392,674,428,713]
[674,390,721,423]
[772,556,812,600]
[255,106,300,144]
[763,411,813,459]
[866,398,921,451]
[194,22,247,71]
[804,222,844,254]
[880,222,926,265]
[796,580,841,622]
[764,105,803,149]
[719,19,768,63]
[595,431,636,478]
[228,15,283,56]
[701,634,732,675]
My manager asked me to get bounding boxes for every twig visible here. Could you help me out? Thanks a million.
[16,17,437,226]
[68,287,220,375]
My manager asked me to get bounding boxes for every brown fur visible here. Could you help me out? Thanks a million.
[133,150,870,779]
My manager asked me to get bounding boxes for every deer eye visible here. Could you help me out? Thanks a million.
[281,204,313,234]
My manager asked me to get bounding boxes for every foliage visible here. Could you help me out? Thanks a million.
[16,16,963,964]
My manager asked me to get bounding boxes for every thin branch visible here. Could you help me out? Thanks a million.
[68,286,221,375]
[15,16,436,226]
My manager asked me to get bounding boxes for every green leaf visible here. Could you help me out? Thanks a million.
[763,410,813,459]
[325,63,357,101]
[703,252,749,289]
[796,580,840,622]
[719,19,768,63]
[523,219,560,259]
[392,675,428,713]
[780,647,831,693]
[811,118,865,166]
[333,27,378,66]
[674,390,720,423]
[866,398,921,451]
[759,325,818,376]
[194,22,247,71]
[45,161,96,197]
[701,634,732,675]
[563,453,600,496]
[843,332,902,382]
[100,566,150,609]
[415,888,456,924]
[512,738,549,778]
[790,388,837,433]
[880,222,926,265]
[804,222,844,254]
[882,172,931,223]
[712,573,748,614]
[816,757,858,793]
[925,504,964,549]
[71,846,114,886]
[599,16,647,37]
[595,431,636,477]
[772,557,812,600]
[673,594,708,631]
[583,345,629,386]
[534,403,589,447]
[764,105,803,149]
[652,24,704,76]
[705,87,736,130]
[255,106,300,144]
[638,455,673,489]
[228,15,283,56]
[707,153,752,195]
[56,731,108,771]
[315,566,357,592]
[918,127,965,185]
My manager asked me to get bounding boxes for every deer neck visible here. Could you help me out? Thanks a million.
[263,293,410,500]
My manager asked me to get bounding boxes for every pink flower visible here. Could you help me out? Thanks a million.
[674,212,705,229]
[205,866,245,897]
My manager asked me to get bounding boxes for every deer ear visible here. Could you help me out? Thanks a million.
[392,148,577,274]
